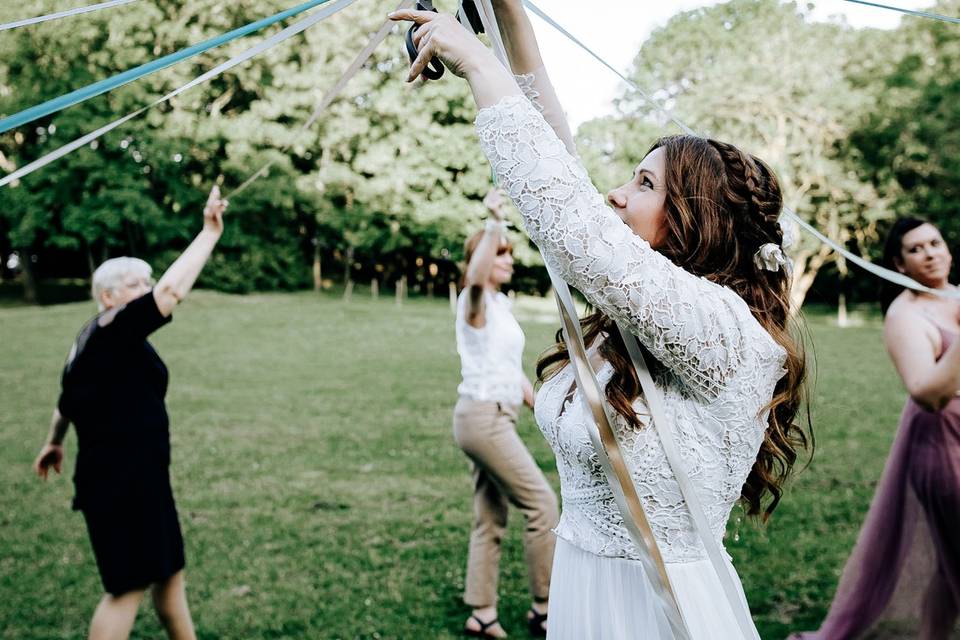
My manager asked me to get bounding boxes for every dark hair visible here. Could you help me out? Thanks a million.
[880,217,931,315]
[537,134,810,519]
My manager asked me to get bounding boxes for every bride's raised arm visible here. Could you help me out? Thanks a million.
[488,0,576,155]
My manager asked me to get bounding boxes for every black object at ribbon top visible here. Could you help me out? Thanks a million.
[405,0,485,82]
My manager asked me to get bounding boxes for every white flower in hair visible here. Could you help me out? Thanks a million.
[754,243,788,272]
[779,217,797,250]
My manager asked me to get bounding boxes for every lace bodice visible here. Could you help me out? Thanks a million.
[475,89,787,563]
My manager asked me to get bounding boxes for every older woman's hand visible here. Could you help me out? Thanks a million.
[203,185,228,236]
[33,443,63,480]
[390,9,496,82]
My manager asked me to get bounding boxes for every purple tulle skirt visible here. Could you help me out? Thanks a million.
[793,329,960,639]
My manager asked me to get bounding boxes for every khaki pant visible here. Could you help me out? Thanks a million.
[453,397,559,607]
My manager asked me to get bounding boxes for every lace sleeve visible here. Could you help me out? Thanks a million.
[514,67,577,156]
[476,95,753,401]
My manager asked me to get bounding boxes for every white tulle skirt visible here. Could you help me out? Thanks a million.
[547,538,760,640]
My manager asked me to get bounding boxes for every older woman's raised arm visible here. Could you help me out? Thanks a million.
[152,186,227,317]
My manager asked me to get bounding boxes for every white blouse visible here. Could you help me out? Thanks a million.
[475,86,788,564]
[455,288,526,406]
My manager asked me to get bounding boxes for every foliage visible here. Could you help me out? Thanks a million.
[615,0,892,308]
[0,1,958,304]
[0,0,518,297]
[846,1,960,251]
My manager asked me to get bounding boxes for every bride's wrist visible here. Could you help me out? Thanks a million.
[466,63,522,108]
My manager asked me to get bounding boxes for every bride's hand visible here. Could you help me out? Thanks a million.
[389,9,496,82]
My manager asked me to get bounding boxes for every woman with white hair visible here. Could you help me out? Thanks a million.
[32,186,227,640]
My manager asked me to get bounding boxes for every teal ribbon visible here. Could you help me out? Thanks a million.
[0,0,333,135]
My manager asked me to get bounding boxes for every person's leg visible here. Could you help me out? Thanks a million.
[459,402,559,635]
[477,405,557,604]
[912,426,960,639]
[917,491,960,639]
[151,570,197,640]
[455,399,511,638]
[88,589,145,640]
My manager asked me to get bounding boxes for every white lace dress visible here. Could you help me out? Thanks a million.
[474,79,788,639]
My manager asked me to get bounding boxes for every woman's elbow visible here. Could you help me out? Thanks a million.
[909,385,954,411]
[152,283,182,315]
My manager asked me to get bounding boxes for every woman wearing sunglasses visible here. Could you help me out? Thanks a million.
[452,187,559,638]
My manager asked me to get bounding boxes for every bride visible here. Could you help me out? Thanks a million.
[391,3,810,638]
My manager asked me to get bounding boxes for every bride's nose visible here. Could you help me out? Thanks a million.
[607,188,626,208]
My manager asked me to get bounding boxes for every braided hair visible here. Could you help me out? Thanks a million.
[537,135,809,519]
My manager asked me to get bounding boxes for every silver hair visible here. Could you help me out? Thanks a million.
[91,257,153,311]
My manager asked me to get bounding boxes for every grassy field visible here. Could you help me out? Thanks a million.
[0,291,907,639]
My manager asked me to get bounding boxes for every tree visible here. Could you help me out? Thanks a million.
[0,0,535,300]
[847,0,960,252]
[610,0,891,309]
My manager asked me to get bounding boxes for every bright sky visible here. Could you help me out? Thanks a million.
[526,0,934,130]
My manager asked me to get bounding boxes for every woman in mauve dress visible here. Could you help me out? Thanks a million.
[793,217,960,639]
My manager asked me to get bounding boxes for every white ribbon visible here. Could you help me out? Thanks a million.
[0,0,140,32]
[229,0,415,198]
[522,0,960,299]
[477,2,693,637]
[0,0,358,189]
[842,0,960,25]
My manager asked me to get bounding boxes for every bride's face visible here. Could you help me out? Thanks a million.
[606,147,668,248]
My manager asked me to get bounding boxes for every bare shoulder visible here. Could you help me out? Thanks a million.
[884,292,938,351]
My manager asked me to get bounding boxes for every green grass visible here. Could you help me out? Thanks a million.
[0,292,907,639]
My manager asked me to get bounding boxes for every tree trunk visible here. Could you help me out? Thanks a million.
[20,249,37,304]
[85,240,96,277]
[789,243,834,313]
[343,245,354,296]
[312,241,322,292]
[837,293,849,327]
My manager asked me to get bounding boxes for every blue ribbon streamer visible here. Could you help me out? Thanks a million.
[0,0,356,188]
[0,0,333,135]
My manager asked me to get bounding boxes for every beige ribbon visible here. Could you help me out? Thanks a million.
[228,0,416,198]
[547,268,691,638]
[618,324,760,639]
[473,2,691,636]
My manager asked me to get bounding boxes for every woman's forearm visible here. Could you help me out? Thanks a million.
[487,1,576,154]
[45,408,69,445]
[917,338,960,408]
[153,229,221,317]
[465,61,523,109]
[465,225,504,288]
[490,0,544,74]
[464,224,505,324]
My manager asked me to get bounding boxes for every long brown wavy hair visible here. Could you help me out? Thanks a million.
[537,135,810,520]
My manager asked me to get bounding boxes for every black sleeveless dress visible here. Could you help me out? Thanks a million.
[58,292,185,595]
